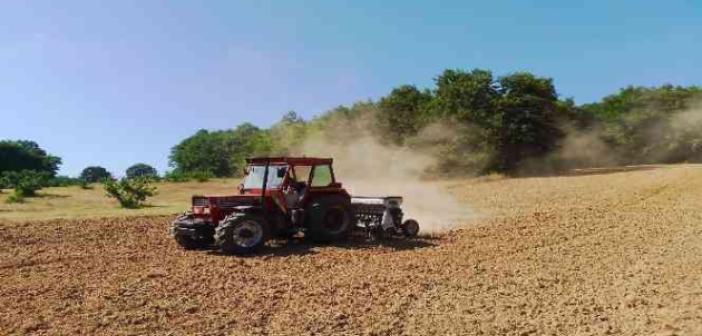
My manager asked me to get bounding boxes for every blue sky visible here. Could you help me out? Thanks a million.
[1,0,700,176]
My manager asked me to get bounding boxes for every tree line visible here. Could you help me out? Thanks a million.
[0,140,162,203]
[169,68,702,177]
[3,67,701,195]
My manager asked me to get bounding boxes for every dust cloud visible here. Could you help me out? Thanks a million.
[670,102,702,128]
[553,125,621,169]
[298,134,474,234]
[655,101,702,162]
[554,101,702,170]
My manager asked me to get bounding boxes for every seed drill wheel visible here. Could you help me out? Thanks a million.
[306,195,353,242]
[215,213,269,254]
[401,219,420,237]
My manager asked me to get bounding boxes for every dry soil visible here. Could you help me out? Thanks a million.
[1,165,701,335]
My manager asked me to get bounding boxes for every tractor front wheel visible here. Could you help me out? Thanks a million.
[172,213,214,250]
[214,214,269,254]
[174,234,205,249]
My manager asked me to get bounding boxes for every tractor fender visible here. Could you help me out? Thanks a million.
[229,205,288,236]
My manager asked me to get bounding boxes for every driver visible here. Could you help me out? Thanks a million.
[283,172,303,209]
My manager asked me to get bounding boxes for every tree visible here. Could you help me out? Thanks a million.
[269,111,308,155]
[80,166,112,183]
[493,72,563,171]
[377,85,433,145]
[169,124,273,177]
[169,129,230,177]
[0,140,61,176]
[430,69,566,172]
[126,163,158,179]
[434,69,500,128]
[281,110,304,124]
[228,123,274,173]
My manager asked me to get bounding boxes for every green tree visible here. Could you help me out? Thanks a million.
[281,110,304,124]
[169,123,273,177]
[80,166,112,183]
[434,69,499,128]
[0,140,61,176]
[126,163,158,179]
[269,111,308,154]
[493,72,563,171]
[169,129,230,176]
[377,85,432,145]
[227,123,274,173]
[431,69,566,172]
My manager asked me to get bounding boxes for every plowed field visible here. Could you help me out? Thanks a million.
[2,166,702,335]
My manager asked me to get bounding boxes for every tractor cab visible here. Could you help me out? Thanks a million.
[241,157,341,189]
[237,157,345,211]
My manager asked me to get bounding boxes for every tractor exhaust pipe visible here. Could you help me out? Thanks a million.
[260,159,270,212]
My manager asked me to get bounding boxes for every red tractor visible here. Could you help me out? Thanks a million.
[171,157,419,254]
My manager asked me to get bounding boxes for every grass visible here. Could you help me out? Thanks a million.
[0,178,239,221]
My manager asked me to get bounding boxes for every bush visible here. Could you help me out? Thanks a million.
[163,170,191,183]
[5,191,25,204]
[46,175,82,187]
[103,177,157,209]
[78,179,92,189]
[163,170,213,183]
[190,170,213,182]
[1,170,49,197]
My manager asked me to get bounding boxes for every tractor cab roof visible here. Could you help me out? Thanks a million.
[246,157,333,166]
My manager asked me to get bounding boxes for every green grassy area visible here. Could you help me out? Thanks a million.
[0,178,240,221]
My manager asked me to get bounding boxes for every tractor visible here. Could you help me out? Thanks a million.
[171,157,419,254]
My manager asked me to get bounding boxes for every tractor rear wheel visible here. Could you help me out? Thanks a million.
[305,195,353,242]
[214,213,269,254]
